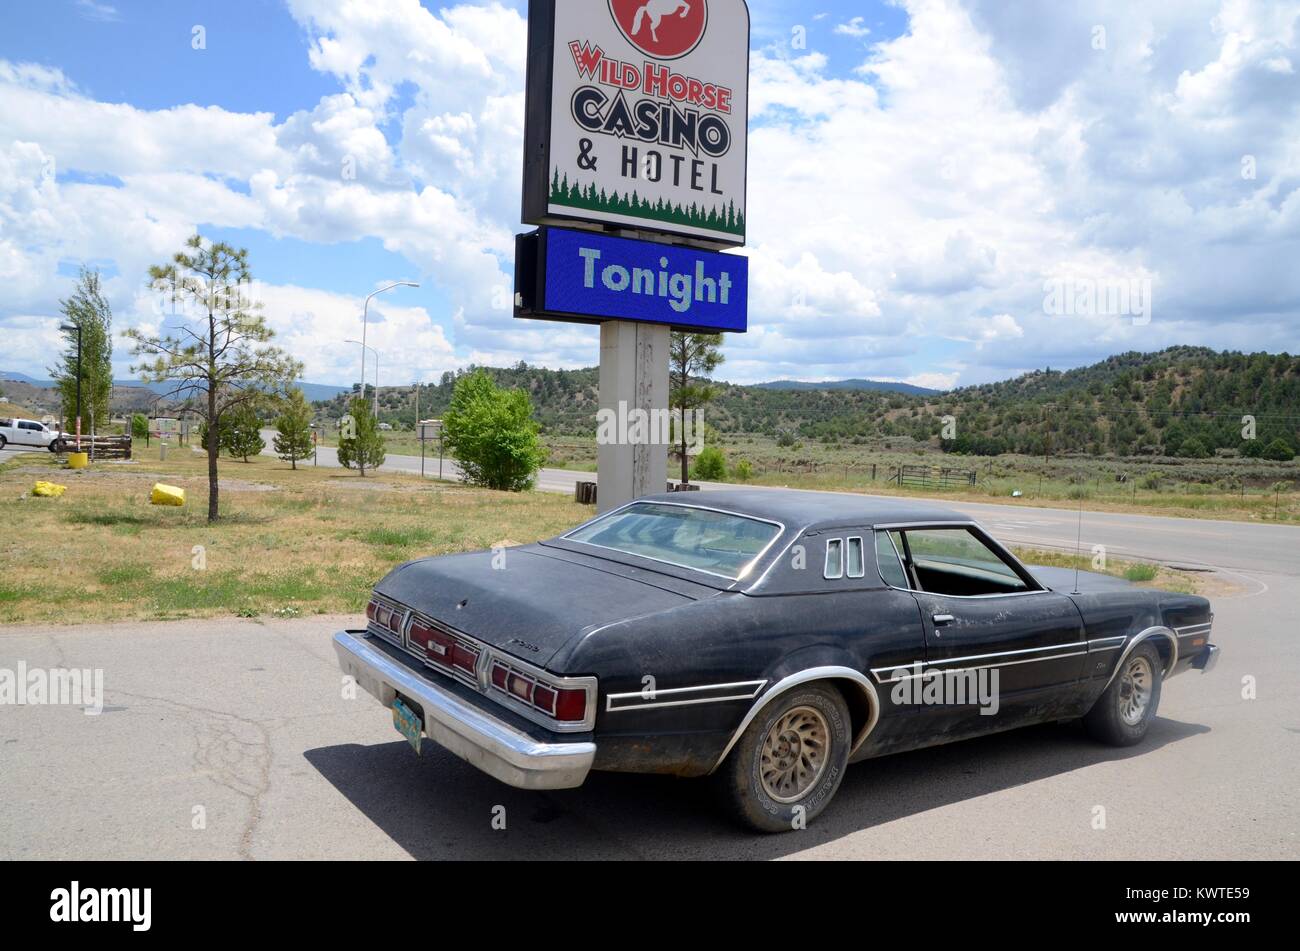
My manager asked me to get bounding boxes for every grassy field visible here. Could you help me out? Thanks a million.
[0,446,594,626]
[543,433,1300,523]
[278,423,1300,523]
[1,443,1221,626]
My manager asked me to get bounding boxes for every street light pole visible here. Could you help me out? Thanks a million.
[359,280,419,419]
[59,323,82,451]
[344,340,380,420]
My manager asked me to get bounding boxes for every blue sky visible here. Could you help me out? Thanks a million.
[2,0,1297,389]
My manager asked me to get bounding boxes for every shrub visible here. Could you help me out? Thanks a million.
[1124,563,1159,582]
[443,369,546,491]
[733,459,754,481]
[1263,438,1295,461]
[692,446,726,481]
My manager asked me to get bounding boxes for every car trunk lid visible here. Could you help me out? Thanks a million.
[374,544,703,668]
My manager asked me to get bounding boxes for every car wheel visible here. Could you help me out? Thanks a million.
[715,683,851,833]
[0,435,6,449]
[1083,641,1163,746]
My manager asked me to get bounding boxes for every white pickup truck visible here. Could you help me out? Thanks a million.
[0,417,66,451]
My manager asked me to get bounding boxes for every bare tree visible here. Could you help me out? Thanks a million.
[126,235,301,521]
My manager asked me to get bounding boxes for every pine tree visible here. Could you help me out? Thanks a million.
[223,402,265,462]
[273,387,314,469]
[337,397,386,477]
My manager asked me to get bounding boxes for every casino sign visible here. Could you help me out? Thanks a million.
[522,0,750,248]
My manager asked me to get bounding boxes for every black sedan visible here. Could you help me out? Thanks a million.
[334,489,1219,832]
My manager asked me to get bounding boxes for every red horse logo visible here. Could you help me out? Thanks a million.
[609,0,708,59]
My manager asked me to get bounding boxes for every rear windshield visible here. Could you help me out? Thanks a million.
[565,502,781,579]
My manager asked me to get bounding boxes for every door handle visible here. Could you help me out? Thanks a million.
[932,613,955,625]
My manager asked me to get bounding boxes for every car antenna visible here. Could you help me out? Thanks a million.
[1072,492,1084,595]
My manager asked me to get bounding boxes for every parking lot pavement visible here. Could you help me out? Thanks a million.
[2,501,1296,860]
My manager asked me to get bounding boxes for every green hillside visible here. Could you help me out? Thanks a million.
[319,347,1299,460]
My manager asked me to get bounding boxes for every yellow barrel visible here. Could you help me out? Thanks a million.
[150,483,185,506]
[67,452,89,469]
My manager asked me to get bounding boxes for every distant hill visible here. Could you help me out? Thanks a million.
[12,348,1299,460]
[1,372,349,405]
[754,378,940,396]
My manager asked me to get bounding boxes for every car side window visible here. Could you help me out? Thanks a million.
[19,421,39,431]
[874,531,909,588]
[899,528,1030,597]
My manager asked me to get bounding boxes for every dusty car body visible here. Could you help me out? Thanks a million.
[334,489,1219,831]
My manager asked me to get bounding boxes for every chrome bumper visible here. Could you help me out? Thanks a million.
[1192,643,1220,673]
[333,631,595,790]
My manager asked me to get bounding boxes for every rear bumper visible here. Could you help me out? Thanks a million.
[1191,643,1220,673]
[333,630,595,790]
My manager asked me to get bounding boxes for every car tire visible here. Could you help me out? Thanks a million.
[0,435,6,449]
[715,683,851,833]
[1083,641,1163,746]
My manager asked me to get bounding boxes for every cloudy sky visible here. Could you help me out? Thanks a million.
[2,0,1297,390]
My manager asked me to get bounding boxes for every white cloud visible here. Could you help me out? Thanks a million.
[76,1,120,23]
[835,17,872,39]
[4,0,1300,390]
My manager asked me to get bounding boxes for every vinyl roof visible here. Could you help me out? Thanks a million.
[634,488,968,531]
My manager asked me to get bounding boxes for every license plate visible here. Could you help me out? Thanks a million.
[391,698,423,755]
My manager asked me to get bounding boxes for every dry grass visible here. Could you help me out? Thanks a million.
[1011,547,1216,596]
[0,442,1228,626]
[0,446,593,626]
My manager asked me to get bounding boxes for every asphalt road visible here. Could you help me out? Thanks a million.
[2,484,1298,858]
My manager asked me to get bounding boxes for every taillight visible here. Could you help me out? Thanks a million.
[489,661,587,724]
[367,600,400,632]
[450,643,479,676]
[554,688,587,722]
[410,619,478,676]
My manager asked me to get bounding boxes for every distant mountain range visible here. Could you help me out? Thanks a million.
[0,371,350,404]
[754,378,941,396]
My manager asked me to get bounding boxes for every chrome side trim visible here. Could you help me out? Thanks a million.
[708,666,880,773]
[605,679,767,712]
[1103,626,1179,688]
[872,650,1089,683]
[869,635,1131,683]
[333,631,595,790]
[1175,623,1212,635]
[1087,635,1127,651]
